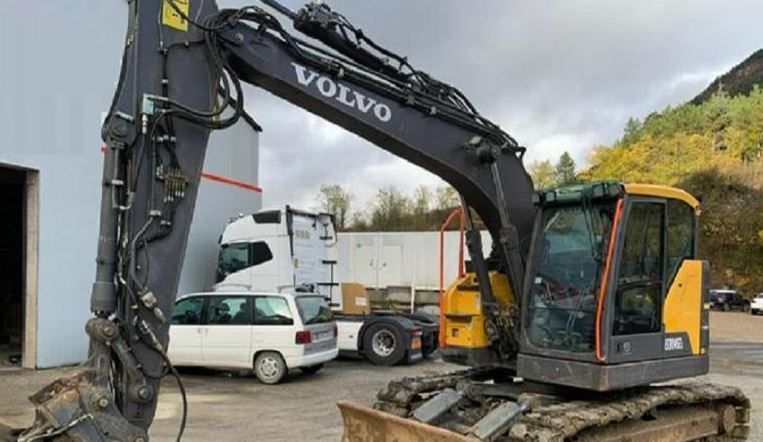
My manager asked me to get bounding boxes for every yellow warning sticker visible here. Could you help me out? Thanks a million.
[163,0,190,32]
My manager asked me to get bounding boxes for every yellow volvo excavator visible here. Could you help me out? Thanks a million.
[5,1,749,441]
[340,183,751,441]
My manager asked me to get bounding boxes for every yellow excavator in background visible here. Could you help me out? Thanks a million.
[7,1,749,441]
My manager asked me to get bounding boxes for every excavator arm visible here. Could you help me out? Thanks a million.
[15,1,534,441]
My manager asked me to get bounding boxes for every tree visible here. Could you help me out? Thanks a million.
[529,159,555,189]
[411,185,433,215]
[678,168,763,294]
[620,117,643,146]
[315,184,353,230]
[435,186,460,210]
[407,185,434,230]
[369,186,411,231]
[554,151,576,185]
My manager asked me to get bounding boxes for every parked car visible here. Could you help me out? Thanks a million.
[708,289,750,312]
[751,293,763,316]
[168,291,338,384]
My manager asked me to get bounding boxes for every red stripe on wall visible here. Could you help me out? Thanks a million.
[99,146,262,193]
[201,171,262,193]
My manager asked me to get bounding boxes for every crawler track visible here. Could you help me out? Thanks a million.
[370,370,751,441]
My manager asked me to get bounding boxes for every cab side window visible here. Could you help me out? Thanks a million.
[172,297,204,325]
[666,200,695,283]
[254,297,293,326]
[614,202,664,335]
[216,241,274,282]
[206,297,252,325]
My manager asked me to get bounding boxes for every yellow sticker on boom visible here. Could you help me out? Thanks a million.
[163,0,189,32]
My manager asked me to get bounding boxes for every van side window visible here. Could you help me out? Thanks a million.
[206,297,252,325]
[172,297,204,325]
[666,200,695,283]
[254,297,293,326]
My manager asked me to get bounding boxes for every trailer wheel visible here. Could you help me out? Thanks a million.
[254,352,287,384]
[363,323,406,366]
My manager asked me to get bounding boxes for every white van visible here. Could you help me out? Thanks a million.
[168,291,338,384]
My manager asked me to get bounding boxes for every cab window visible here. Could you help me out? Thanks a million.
[254,297,294,326]
[216,241,273,282]
[206,296,252,325]
[666,200,695,283]
[613,201,664,335]
[172,297,204,325]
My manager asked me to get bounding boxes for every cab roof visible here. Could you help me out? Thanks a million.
[536,182,700,213]
[178,291,322,300]
[623,184,700,212]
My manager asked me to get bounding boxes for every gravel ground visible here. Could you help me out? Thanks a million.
[1,311,760,441]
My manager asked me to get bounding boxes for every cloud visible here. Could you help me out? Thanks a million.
[220,0,763,209]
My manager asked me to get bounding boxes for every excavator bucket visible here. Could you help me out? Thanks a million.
[337,401,476,442]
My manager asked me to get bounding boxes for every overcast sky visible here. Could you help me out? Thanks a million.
[220,0,763,210]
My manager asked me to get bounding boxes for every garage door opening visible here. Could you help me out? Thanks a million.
[0,165,37,369]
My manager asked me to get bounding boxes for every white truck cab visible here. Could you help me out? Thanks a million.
[215,207,338,298]
[214,206,438,366]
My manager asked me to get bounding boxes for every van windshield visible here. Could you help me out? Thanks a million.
[296,296,333,325]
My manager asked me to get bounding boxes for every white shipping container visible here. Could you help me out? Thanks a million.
[332,231,493,291]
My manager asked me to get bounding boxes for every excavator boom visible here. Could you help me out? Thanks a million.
[15,1,533,440]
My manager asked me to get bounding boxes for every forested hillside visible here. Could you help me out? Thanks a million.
[586,89,763,295]
[692,49,763,104]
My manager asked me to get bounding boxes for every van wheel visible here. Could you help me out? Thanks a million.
[254,352,287,384]
[363,323,405,366]
[300,364,323,375]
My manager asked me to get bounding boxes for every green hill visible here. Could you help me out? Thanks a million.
[692,49,763,105]
[585,59,763,295]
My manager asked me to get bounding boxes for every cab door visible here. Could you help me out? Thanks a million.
[201,296,254,368]
[168,296,206,365]
[608,199,666,363]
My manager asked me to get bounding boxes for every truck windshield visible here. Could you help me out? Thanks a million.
[296,296,334,325]
[528,201,616,352]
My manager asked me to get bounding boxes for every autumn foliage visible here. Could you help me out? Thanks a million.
[585,90,763,295]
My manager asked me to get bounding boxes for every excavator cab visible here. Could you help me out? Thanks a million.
[343,183,751,442]
[442,182,709,391]
[517,182,708,390]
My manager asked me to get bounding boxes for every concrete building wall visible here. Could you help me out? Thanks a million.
[0,2,260,368]
[0,1,128,368]
[179,123,261,295]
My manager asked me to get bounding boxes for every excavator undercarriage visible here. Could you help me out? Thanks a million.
[340,369,751,441]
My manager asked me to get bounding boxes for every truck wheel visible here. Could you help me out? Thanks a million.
[254,352,287,384]
[300,364,323,375]
[363,323,406,366]
[723,303,730,312]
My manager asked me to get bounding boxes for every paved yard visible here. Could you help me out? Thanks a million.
[1,311,761,441]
